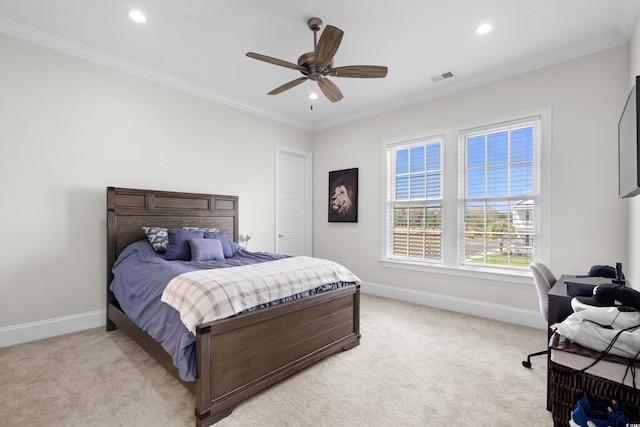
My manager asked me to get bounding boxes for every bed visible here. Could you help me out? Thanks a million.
[106,187,361,426]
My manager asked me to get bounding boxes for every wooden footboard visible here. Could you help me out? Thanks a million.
[194,284,360,426]
[107,284,360,426]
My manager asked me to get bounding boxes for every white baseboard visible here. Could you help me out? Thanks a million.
[0,282,544,348]
[0,309,106,348]
[361,281,546,330]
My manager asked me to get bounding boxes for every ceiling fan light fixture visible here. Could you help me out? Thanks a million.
[307,80,319,100]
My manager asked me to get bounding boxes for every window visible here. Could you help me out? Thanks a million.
[382,108,548,279]
[460,118,540,270]
[386,138,443,261]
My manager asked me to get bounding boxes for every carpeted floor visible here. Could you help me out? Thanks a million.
[0,294,552,426]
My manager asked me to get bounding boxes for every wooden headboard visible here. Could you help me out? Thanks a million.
[106,187,239,306]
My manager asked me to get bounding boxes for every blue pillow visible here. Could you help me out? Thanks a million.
[165,229,204,261]
[189,238,225,261]
[203,231,233,258]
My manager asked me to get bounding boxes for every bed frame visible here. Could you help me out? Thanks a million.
[106,187,361,426]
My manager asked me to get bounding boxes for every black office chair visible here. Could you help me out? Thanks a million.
[522,262,557,368]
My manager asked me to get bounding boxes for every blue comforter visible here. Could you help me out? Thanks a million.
[110,240,287,381]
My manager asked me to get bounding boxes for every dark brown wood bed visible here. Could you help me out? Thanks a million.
[106,187,361,426]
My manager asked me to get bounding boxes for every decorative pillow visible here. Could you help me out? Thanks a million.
[183,227,220,232]
[142,227,169,252]
[165,229,205,261]
[189,238,225,262]
[203,231,233,258]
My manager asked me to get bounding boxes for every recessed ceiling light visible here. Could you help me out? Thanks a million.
[476,22,494,35]
[129,10,147,23]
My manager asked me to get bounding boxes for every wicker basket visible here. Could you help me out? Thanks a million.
[550,361,640,427]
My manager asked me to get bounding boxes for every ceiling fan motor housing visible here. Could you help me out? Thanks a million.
[298,52,333,78]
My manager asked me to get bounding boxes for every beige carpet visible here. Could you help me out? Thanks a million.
[0,294,552,426]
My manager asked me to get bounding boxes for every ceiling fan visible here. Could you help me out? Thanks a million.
[246,17,388,103]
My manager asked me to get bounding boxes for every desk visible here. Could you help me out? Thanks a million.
[547,275,575,329]
[548,275,616,328]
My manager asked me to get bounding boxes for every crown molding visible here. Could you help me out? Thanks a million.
[0,18,312,131]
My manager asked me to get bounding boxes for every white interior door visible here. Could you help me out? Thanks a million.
[276,147,312,256]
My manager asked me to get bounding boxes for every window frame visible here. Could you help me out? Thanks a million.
[381,106,551,285]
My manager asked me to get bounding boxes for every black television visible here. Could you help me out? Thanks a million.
[619,75,640,198]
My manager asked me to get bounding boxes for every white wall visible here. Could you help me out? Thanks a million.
[1,29,634,343]
[0,34,311,331]
[312,45,630,318]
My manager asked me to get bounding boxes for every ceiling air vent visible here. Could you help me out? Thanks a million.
[431,71,454,83]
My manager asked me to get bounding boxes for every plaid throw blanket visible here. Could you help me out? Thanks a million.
[161,256,361,334]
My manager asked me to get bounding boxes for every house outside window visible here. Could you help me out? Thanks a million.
[382,107,549,280]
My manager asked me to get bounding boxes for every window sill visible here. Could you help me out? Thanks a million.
[380,258,533,285]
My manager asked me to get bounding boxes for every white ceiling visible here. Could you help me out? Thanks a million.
[0,1,638,131]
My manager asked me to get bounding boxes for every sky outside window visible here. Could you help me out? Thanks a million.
[395,143,442,200]
[467,127,534,202]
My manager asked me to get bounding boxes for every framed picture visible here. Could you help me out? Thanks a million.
[328,168,358,222]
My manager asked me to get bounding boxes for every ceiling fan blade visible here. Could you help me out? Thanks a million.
[315,25,343,70]
[328,65,388,78]
[246,52,306,72]
[317,77,343,103]
[267,77,309,95]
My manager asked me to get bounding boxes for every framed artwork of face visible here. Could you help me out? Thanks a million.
[328,168,358,223]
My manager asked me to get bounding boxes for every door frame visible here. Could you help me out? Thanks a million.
[275,146,313,255]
